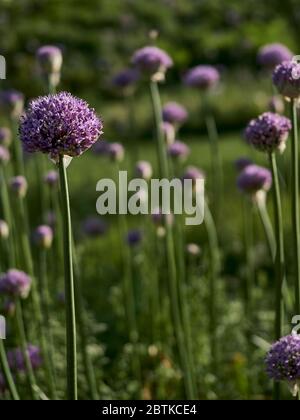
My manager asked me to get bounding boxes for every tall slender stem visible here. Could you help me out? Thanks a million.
[256,196,276,261]
[290,100,300,314]
[150,80,194,399]
[269,152,285,401]
[0,340,20,400]
[58,155,77,400]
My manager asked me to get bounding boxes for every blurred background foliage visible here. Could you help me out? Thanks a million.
[0,0,299,135]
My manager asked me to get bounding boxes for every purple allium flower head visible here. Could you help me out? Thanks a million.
[83,217,107,237]
[268,95,284,114]
[93,139,109,156]
[0,269,31,298]
[135,160,153,180]
[0,220,9,239]
[19,92,103,161]
[36,45,63,75]
[0,90,24,119]
[0,146,10,164]
[273,61,300,99]
[183,65,220,90]
[182,166,205,182]
[258,43,293,69]
[245,112,291,153]
[33,225,53,249]
[0,127,12,147]
[9,176,28,198]
[266,334,300,394]
[132,46,173,79]
[8,345,42,372]
[162,102,188,125]
[9,175,27,196]
[126,229,143,246]
[107,142,124,162]
[234,157,253,172]
[168,141,190,160]
[112,68,140,89]
[44,170,59,187]
[237,164,272,195]
[161,121,175,145]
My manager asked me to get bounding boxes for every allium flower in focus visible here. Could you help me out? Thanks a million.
[107,142,124,162]
[258,43,293,69]
[0,127,12,147]
[0,269,31,298]
[0,220,9,239]
[126,229,143,247]
[9,176,28,198]
[183,65,220,90]
[112,68,139,93]
[135,161,153,180]
[237,164,272,195]
[234,157,253,172]
[33,225,53,249]
[268,96,284,114]
[132,46,173,80]
[168,141,190,161]
[0,90,24,119]
[273,61,300,99]
[266,334,300,396]
[19,92,103,161]
[0,146,10,164]
[8,345,42,372]
[82,217,107,237]
[44,170,59,187]
[162,102,188,126]
[36,45,63,87]
[161,121,175,145]
[245,112,291,153]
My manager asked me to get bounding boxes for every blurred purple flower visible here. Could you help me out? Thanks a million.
[112,68,140,89]
[8,345,42,372]
[183,65,220,90]
[245,112,291,153]
[33,225,53,249]
[82,217,107,237]
[107,142,124,162]
[135,160,153,180]
[9,176,28,198]
[273,61,300,99]
[0,127,12,147]
[92,139,110,156]
[234,157,253,172]
[36,45,63,75]
[168,141,190,160]
[0,269,31,298]
[20,92,103,161]
[237,164,272,194]
[0,146,10,164]
[0,90,24,119]
[2,299,16,317]
[258,43,293,69]
[126,229,143,246]
[132,46,173,79]
[44,170,59,187]
[162,102,188,125]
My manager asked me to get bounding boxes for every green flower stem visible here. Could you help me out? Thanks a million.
[256,196,276,261]
[0,164,16,264]
[50,186,64,292]
[290,100,300,314]
[242,199,254,320]
[10,118,25,176]
[72,242,99,400]
[204,201,220,367]
[15,299,38,400]
[150,79,194,400]
[0,339,20,400]
[269,152,285,401]
[38,248,57,399]
[58,155,77,400]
